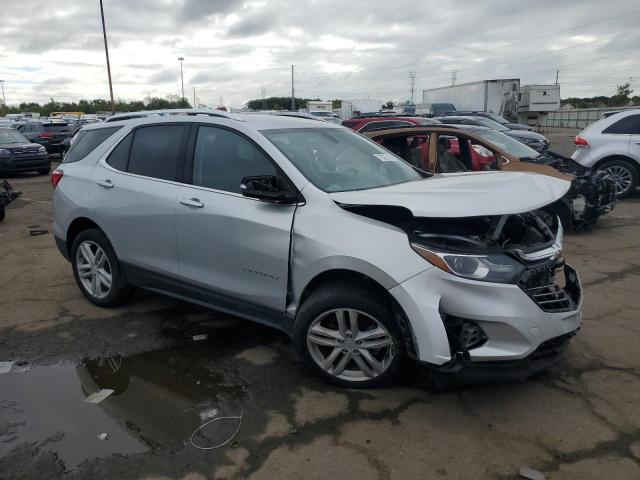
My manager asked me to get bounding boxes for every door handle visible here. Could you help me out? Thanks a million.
[635,141,640,145]
[96,179,114,189]
[179,198,204,208]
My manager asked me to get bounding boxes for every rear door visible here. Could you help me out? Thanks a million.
[624,114,640,162]
[175,124,297,324]
[88,123,188,288]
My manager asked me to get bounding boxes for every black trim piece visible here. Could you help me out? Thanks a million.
[121,262,293,334]
[54,236,70,261]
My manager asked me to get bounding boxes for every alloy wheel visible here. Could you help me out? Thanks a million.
[604,165,633,196]
[306,308,395,381]
[75,240,112,299]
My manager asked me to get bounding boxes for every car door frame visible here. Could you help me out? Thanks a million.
[91,121,191,292]
[174,121,305,333]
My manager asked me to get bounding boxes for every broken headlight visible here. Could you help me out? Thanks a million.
[410,243,524,283]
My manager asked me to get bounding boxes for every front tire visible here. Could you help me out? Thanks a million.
[599,158,638,198]
[294,282,404,388]
[71,228,129,307]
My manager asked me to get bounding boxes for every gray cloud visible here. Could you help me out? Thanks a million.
[1,0,639,106]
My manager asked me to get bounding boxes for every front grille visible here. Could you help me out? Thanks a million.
[8,147,40,155]
[519,262,580,313]
[540,140,550,153]
[526,284,571,311]
[530,331,576,361]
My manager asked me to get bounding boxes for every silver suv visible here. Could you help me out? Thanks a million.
[52,109,582,388]
[572,109,640,197]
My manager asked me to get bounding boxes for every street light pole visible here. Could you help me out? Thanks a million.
[99,0,115,115]
[0,80,6,107]
[178,57,185,103]
[291,64,295,111]
[193,86,196,108]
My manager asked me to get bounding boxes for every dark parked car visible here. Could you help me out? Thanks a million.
[449,111,531,130]
[438,115,550,153]
[0,128,50,175]
[19,121,73,154]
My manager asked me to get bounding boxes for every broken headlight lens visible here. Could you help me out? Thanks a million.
[410,243,524,283]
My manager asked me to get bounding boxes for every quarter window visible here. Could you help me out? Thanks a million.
[602,115,640,134]
[127,125,186,180]
[64,127,121,164]
[191,126,277,194]
[106,133,132,171]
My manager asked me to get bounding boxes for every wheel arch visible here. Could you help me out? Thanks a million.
[294,268,419,357]
[593,154,640,174]
[66,217,118,259]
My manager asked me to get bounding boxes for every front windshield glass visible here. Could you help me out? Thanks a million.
[0,129,28,144]
[261,127,422,192]
[485,113,510,124]
[474,129,539,158]
[472,117,509,131]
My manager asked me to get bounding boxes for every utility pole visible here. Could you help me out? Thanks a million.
[178,57,185,102]
[451,71,457,86]
[261,87,266,110]
[555,68,559,85]
[192,87,196,108]
[0,80,6,107]
[99,0,115,115]
[291,65,295,111]
[409,72,416,105]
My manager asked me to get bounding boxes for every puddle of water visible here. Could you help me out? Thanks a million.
[0,343,247,468]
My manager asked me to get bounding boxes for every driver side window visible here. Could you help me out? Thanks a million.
[192,126,277,194]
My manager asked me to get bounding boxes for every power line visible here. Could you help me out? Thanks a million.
[409,72,416,104]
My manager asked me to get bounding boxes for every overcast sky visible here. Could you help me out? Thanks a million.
[1,0,639,108]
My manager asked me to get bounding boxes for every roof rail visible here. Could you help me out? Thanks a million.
[104,108,238,123]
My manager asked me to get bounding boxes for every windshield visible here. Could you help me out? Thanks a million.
[474,129,540,158]
[471,117,509,131]
[261,127,422,192]
[0,129,29,144]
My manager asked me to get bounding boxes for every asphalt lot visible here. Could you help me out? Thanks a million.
[1,153,640,480]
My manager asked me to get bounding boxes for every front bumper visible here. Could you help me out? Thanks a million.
[389,263,582,367]
[0,154,49,173]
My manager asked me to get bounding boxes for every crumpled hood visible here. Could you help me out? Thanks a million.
[330,171,570,218]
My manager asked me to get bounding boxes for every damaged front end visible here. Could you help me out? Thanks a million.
[0,180,21,222]
[526,151,616,227]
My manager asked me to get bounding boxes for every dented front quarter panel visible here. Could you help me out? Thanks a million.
[287,185,432,316]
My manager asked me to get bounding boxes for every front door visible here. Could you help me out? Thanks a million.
[175,125,296,325]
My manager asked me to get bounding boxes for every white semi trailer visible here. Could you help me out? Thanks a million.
[421,79,520,121]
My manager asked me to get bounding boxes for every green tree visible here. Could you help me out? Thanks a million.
[383,101,395,109]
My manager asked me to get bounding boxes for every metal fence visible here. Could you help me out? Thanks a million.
[540,106,638,129]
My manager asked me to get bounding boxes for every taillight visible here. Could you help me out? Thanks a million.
[574,136,590,147]
[51,169,63,189]
[38,133,55,139]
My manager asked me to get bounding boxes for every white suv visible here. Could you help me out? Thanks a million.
[52,109,582,388]
[572,110,640,197]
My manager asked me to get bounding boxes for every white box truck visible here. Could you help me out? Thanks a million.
[422,79,520,121]
[517,84,560,126]
[340,99,384,120]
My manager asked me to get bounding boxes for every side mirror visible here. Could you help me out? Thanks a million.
[240,175,297,204]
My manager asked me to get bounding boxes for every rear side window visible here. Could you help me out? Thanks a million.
[127,125,186,180]
[602,115,640,134]
[106,132,133,171]
[64,127,121,164]
[360,121,392,132]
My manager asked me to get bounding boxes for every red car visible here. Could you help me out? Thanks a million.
[343,116,495,170]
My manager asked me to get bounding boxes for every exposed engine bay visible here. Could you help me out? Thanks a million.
[340,203,559,257]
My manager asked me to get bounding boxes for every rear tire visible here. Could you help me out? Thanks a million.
[293,281,404,388]
[599,158,638,198]
[0,204,5,222]
[71,228,129,307]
